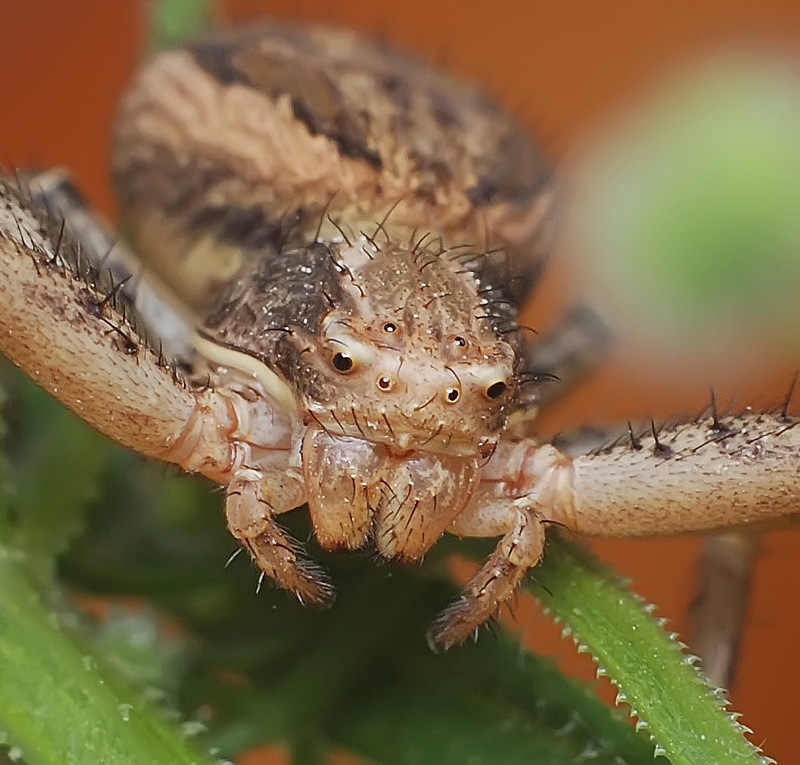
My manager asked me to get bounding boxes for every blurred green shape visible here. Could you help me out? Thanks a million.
[149,0,213,51]
[572,54,800,353]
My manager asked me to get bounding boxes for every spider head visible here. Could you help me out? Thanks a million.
[292,236,518,458]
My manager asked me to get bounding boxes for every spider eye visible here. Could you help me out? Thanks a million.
[445,387,460,403]
[332,352,354,373]
[383,322,397,333]
[485,381,508,400]
[446,335,468,352]
[377,375,393,391]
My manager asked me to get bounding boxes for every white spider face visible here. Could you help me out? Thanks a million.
[293,236,518,561]
[293,238,517,458]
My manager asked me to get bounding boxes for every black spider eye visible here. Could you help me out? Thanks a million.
[332,352,354,373]
[453,335,466,347]
[486,381,508,400]
[446,387,460,403]
[383,322,397,333]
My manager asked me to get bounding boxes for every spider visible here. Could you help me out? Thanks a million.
[1,1,800,760]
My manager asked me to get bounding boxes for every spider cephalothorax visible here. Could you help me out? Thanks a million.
[204,235,518,454]
[198,229,521,562]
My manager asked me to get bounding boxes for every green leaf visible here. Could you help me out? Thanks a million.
[529,537,770,765]
[335,634,665,765]
[0,557,217,765]
[0,370,110,572]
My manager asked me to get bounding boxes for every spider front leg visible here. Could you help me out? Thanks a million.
[431,411,800,651]
[0,173,332,605]
[428,444,568,651]
[225,468,334,605]
[428,498,546,652]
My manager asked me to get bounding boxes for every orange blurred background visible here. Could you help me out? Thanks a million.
[1,1,799,762]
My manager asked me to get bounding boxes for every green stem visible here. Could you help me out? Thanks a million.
[529,537,771,765]
[0,553,216,765]
[149,0,214,51]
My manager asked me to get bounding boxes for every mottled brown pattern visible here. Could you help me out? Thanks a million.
[202,240,351,385]
[112,23,555,309]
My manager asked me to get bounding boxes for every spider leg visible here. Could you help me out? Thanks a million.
[22,168,195,357]
[688,531,760,690]
[562,415,800,538]
[523,303,613,409]
[431,411,800,652]
[427,496,545,652]
[523,304,767,688]
[554,419,762,690]
[0,171,202,464]
[226,470,335,606]
[538,411,800,685]
[1,172,329,609]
